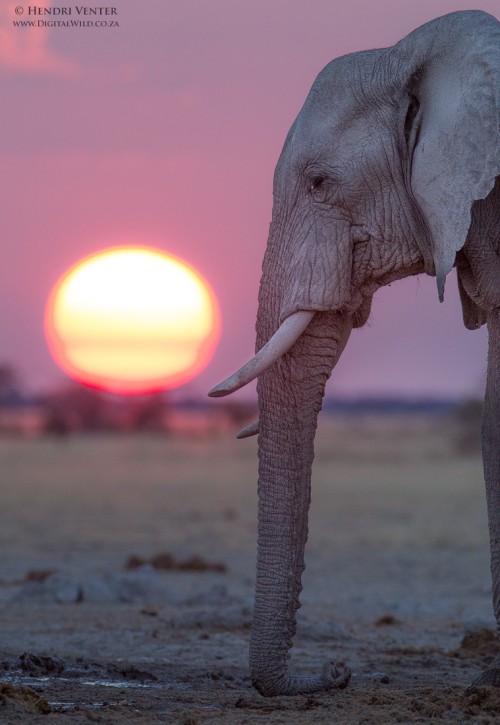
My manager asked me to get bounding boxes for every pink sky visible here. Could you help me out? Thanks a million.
[1,0,497,398]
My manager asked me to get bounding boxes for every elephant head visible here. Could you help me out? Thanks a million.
[209,11,499,696]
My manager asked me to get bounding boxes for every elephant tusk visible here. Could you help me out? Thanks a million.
[236,420,260,439]
[208,310,315,398]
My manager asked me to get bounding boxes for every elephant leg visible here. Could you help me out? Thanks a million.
[470,308,500,688]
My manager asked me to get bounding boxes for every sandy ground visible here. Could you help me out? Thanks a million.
[1,416,500,723]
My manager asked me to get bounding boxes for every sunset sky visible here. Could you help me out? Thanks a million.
[1,0,498,399]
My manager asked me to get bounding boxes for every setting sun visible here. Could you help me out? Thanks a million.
[44,247,220,394]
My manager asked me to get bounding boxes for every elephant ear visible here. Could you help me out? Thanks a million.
[392,10,499,301]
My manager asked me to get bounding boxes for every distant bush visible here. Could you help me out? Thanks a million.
[41,383,168,435]
[0,364,27,407]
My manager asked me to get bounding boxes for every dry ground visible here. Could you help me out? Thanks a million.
[0,416,499,723]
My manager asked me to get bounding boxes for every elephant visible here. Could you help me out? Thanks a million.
[209,10,499,697]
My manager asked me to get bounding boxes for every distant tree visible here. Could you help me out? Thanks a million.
[0,364,26,407]
[41,382,170,435]
[129,392,168,432]
[41,382,110,434]
[219,399,258,426]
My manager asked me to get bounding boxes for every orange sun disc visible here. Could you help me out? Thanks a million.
[44,247,221,394]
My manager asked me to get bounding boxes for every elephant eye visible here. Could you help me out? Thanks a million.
[311,175,324,188]
[308,175,332,202]
[309,175,326,193]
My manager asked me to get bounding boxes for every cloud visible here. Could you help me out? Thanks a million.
[0,1,77,76]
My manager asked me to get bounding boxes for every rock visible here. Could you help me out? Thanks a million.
[19,652,65,676]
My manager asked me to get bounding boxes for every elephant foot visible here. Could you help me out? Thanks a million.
[467,654,500,692]
[252,661,351,697]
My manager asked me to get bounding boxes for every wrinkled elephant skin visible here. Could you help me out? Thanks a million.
[210,10,499,696]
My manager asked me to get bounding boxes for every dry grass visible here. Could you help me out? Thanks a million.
[0,416,494,723]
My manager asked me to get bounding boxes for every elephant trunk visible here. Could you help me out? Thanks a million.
[250,305,352,696]
[209,207,355,695]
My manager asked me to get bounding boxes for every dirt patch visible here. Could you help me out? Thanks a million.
[19,653,65,677]
[105,663,158,682]
[0,683,51,718]
[0,425,495,722]
[374,614,401,627]
[459,627,498,653]
[125,552,227,573]
[463,686,500,718]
